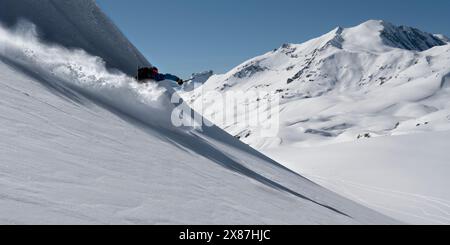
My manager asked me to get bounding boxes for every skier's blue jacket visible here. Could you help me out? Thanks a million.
[153,73,181,82]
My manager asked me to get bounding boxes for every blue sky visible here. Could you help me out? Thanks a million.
[96,0,450,78]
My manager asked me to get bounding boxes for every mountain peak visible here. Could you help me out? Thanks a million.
[359,19,387,27]
[334,20,447,52]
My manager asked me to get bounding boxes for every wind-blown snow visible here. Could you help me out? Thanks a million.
[0,2,395,224]
[0,20,172,128]
[0,0,149,75]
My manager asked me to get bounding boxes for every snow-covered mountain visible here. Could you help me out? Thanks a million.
[182,20,450,224]
[190,70,214,84]
[0,0,395,224]
[180,70,214,92]
[184,20,450,148]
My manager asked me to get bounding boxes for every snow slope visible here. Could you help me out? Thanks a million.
[266,131,450,225]
[0,1,394,224]
[0,0,150,75]
[182,20,450,224]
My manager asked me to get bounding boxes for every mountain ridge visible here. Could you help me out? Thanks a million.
[183,20,450,148]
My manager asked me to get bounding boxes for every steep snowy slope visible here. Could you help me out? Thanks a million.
[0,1,395,224]
[182,20,450,224]
[0,0,150,75]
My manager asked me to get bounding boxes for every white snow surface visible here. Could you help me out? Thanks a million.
[266,131,450,225]
[182,20,450,224]
[0,1,395,224]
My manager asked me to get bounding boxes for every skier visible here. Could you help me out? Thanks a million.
[136,66,184,85]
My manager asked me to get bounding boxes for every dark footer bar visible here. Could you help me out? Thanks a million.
[0,225,447,244]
